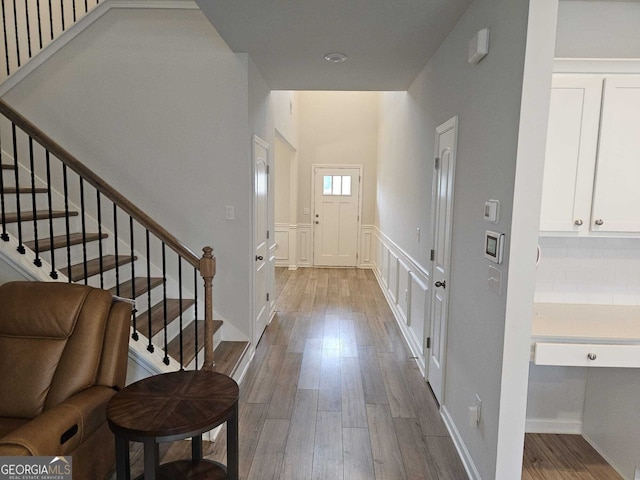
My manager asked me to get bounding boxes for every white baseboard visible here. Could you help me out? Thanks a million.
[442,406,481,480]
[525,418,582,434]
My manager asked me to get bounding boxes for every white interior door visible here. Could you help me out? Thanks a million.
[254,136,269,346]
[313,167,361,267]
[427,117,457,405]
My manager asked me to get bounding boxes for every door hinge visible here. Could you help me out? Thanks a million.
[435,157,440,169]
[430,249,435,261]
[267,230,270,239]
[266,165,270,174]
[267,293,270,302]
[426,337,431,349]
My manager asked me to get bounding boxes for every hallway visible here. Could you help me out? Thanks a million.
[226,267,467,479]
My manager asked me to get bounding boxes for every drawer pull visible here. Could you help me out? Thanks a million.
[587,353,597,361]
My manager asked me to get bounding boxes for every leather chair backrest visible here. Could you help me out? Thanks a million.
[0,282,112,419]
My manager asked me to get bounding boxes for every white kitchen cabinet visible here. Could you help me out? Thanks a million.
[591,76,640,233]
[539,76,602,233]
[540,74,640,235]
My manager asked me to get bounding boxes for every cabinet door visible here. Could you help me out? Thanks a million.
[539,76,602,233]
[591,76,640,233]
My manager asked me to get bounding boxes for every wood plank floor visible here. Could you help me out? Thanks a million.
[523,433,623,480]
[109,268,623,480]
[135,267,467,480]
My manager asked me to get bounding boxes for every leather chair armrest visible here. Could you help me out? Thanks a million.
[0,386,117,456]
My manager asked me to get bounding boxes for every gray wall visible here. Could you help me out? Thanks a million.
[556,1,640,58]
[376,0,532,476]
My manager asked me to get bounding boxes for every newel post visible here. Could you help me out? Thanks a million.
[199,246,216,371]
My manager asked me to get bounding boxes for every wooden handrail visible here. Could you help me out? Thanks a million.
[0,100,200,268]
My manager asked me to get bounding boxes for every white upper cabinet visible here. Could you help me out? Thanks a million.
[591,76,640,233]
[540,76,602,233]
[540,74,640,236]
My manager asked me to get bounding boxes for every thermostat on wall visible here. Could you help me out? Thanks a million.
[484,230,504,264]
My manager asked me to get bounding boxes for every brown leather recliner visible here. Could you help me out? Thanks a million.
[0,281,131,480]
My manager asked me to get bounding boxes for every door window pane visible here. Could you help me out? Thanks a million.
[342,176,351,196]
[323,176,332,195]
[322,174,353,196]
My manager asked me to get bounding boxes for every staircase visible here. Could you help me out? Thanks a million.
[0,0,250,379]
[0,101,249,378]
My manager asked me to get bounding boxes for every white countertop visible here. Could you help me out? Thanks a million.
[532,303,640,344]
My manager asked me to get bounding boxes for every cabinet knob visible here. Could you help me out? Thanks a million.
[594,219,604,226]
[587,353,597,361]
[574,219,583,226]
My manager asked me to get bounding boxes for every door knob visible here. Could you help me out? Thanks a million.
[574,219,583,226]
[315,221,319,224]
[435,280,446,289]
[255,255,263,261]
[594,219,604,226]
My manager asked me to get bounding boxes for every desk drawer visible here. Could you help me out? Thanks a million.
[534,343,640,367]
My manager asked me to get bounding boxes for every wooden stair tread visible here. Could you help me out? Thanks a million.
[166,320,223,367]
[24,232,107,252]
[4,210,78,223]
[214,341,250,377]
[110,277,164,299]
[62,255,136,282]
[3,186,48,194]
[1,164,14,170]
[135,298,195,339]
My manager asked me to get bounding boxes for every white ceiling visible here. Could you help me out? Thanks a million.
[196,0,473,91]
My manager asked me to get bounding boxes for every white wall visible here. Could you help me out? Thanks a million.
[536,237,640,305]
[2,8,254,339]
[376,0,548,476]
[274,137,292,225]
[297,91,378,226]
[555,1,640,59]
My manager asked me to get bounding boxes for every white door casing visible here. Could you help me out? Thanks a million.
[312,166,362,267]
[253,135,269,347]
[427,116,458,405]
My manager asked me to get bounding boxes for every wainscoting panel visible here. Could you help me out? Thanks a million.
[388,251,399,303]
[409,271,429,356]
[297,224,312,267]
[359,225,375,268]
[372,229,430,375]
[397,259,410,324]
[274,224,290,265]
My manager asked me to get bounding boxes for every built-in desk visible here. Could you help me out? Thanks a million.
[531,303,640,368]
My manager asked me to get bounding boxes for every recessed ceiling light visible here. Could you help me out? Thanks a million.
[324,53,347,63]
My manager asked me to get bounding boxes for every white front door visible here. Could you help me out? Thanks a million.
[427,117,457,404]
[254,136,269,346]
[313,166,361,267]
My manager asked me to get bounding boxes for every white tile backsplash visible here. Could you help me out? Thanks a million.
[535,237,640,305]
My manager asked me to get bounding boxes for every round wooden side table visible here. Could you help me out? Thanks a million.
[107,370,239,480]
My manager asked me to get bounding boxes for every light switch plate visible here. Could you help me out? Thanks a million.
[484,199,499,223]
